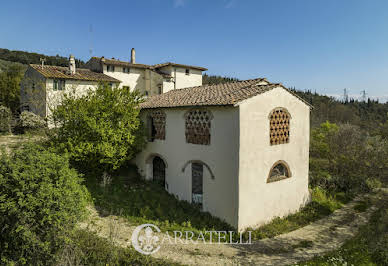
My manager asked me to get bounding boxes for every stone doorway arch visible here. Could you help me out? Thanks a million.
[145,153,168,189]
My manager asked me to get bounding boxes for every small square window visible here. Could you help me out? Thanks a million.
[53,80,58,91]
[123,67,130,73]
[185,69,190,75]
[107,65,115,72]
[53,79,65,91]
[158,85,163,94]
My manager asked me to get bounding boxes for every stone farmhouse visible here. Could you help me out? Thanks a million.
[135,79,311,231]
[20,49,207,117]
[20,51,311,231]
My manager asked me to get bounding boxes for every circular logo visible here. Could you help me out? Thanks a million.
[131,223,161,255]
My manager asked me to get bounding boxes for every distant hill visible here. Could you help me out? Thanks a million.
[0,59,27,73]
[0,48,85,68]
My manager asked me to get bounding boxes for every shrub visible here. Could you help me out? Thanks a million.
[310,122,388,194]
[56,229,177,266]
[0,105,11,133]
[0,144,89,265]
[50,84,146,175]
[19,110,46,131]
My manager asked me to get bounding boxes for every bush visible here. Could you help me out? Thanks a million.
[309,122,388,194]
[0,105,11,133]
[56,229,177,266]
[0,144,89,265]
[19,110,46,131]
[51,84,146,175]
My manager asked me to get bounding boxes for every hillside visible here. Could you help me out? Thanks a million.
[0,59,27,72]
[0,47,387,132]
[0,48,85,68]
[292,89,388,131]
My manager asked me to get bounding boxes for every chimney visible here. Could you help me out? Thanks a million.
[131,48,136,64]
[69,54,76,75]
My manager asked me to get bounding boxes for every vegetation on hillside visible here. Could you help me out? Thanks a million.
[299,191,388,266]
[0,144,89,265]
[293,88,388,131]
[0,64,25,112]
[0,58,26,72]
[50,84,146,175]
[202,73,239,85]
[0,50,387,264]
[0,48,85,67]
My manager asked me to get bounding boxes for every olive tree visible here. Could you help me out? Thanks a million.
[50,84,146,174]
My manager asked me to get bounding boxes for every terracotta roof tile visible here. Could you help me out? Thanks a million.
[92,57,151,69]
[30,64,120,82]
[140,78,271,108]
[140,78,313,109]
[152,62,207,71]
[92,57,207,71]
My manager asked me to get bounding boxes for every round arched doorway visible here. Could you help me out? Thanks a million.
[152,156,166,187]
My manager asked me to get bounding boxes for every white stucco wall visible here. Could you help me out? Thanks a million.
[134,107,240,228]
[162,80,175,93]
[237,86,310,231]
[102,65,146,92]
[101,64,202,94]
[45,79,99,118]
[173,67,202,89]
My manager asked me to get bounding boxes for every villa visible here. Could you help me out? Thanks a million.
[20,49,207,117]
[135,78,311,231]
[20,51,311,231]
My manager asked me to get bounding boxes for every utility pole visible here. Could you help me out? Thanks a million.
[361,90,367,102]
[89,24,94,56]
[343,88,349,103]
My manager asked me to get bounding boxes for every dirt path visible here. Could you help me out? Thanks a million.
[80,191,385,266]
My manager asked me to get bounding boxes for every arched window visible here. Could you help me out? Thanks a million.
[267,161,292,183]
[147,110,166,141]
[269,107,291,145]
[184,109,213,145]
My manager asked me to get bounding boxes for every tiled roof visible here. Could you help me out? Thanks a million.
[152,62,207,71]
[30,64,120,82]
[95,57,151,69]
[154,69,172,78]
[140,78,270,108]
[91,57,207,71]
[140,78,313,109]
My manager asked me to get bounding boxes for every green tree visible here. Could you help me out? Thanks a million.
[0,144,89,265]
[0,105,12,133]
[0,64,24,112]
[310,121,388,193]
[51,84,146,174]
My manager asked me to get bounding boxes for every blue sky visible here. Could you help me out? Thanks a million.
[1,0,388,101]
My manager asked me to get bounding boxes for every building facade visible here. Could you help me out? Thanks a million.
[21,50,207,118]
[84,48,207,96]
[135,78,311,231]
[20,56,120,118]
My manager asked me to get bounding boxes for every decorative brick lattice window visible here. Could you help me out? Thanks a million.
[267,161,292,183]
[269,108,290,145]
[185,109,213,145]
[148,110,166,141]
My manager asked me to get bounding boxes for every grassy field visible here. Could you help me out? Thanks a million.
[87,166,351,242]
